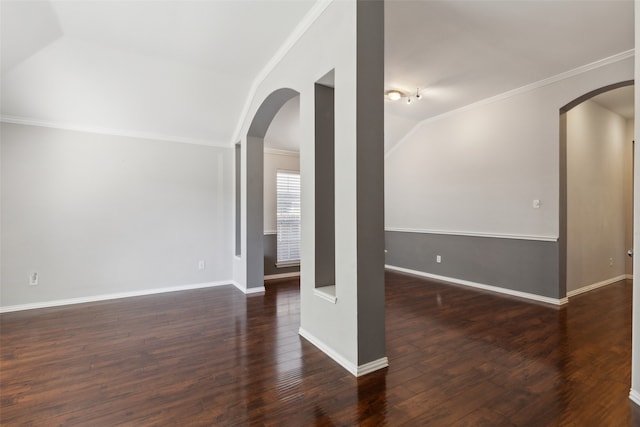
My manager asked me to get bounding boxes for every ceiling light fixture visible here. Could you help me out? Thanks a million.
[386,90,403,101]
[386,88,423,104]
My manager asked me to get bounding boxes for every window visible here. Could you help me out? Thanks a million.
[276,170,301,266]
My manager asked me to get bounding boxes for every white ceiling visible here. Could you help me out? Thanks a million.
[0,0,316,145]
[383,0,634,149]
[264,96,300,152]
[0,0,635,151]
[591,85,635,120]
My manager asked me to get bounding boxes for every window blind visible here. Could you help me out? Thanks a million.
[276,170,301,265]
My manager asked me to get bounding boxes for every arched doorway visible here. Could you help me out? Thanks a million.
[244,88,300,291]
[559,80,634,299]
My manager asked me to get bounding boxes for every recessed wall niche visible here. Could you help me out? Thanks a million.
[314,69,336,298]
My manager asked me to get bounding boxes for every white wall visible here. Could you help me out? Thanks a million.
[566,100,630,292]
[235,1,359,364]
[263,150,299,233]
[235,1,386,371]
[1,123,233,309]
[385,56,633,240]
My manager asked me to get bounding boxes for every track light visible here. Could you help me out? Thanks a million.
[386,87,423,104]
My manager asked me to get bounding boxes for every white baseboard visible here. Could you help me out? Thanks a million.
[0,281,234,313]
[567,275,628,298]
[627,274,634,280]
[357,357,389,376]
[265,272,300,281]
[630,388,640,406]
[230,280,265,294]
[298,327,388,377]
[385,265,568,306]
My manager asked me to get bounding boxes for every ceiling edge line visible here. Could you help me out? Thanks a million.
[0,115,230,148]
[384,48,635,160]
[229,0,334,145]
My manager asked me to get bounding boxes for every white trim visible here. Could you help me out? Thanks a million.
[264,147,300,156]
[0,115,229,148]
[264,230,277,235]
[231,280,266,295]
[567,275,628,298]
[230,0,333,145]
[230,280,242,292]
[314,285,337,304]
[298,327,388,376]
[630,389,640,406]
[276,261,300,268]
[0,281,233,313]
[299,327,356,374]
[265,272,300,280]
[385,265,568,306]
[627,274,634,280]
[385,49,635,159]
[357,357,389,376]
[277,168,300,174]
[385,227,558,242]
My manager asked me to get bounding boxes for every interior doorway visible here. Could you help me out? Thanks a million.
[263,96,302,281]
[244,88,300,291]
[560,81,634,299]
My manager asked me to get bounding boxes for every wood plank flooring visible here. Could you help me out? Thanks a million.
[2,270,639,426]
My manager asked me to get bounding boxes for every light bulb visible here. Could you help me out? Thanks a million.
[386,90,403,101]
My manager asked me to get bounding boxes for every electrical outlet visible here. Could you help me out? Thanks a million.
[609,258,614,267]
[29,272,38,286]
[198,260,206,270]
[436,255,442,264]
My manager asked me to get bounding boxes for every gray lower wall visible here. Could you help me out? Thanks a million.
[385,231,561,299]
[264,234,300,277]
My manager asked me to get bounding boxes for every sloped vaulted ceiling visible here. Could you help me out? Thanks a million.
[0,0,316,146]
[0,0,635,150]
[383,0,634,150]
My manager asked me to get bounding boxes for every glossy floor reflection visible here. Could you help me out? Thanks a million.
[1,271,639,425]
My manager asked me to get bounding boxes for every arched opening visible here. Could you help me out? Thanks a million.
[559,80,634,300]
[244,88,300,291]
[263,96,302,280]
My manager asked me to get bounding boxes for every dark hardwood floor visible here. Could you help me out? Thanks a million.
[2,271,639,426]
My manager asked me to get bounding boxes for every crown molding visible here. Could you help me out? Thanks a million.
[230,0,333,145]
[264,147,300,156]
[0,115,230,148]
[386,49,635,159]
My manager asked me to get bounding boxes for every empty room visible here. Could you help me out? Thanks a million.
[2,0,640,425]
